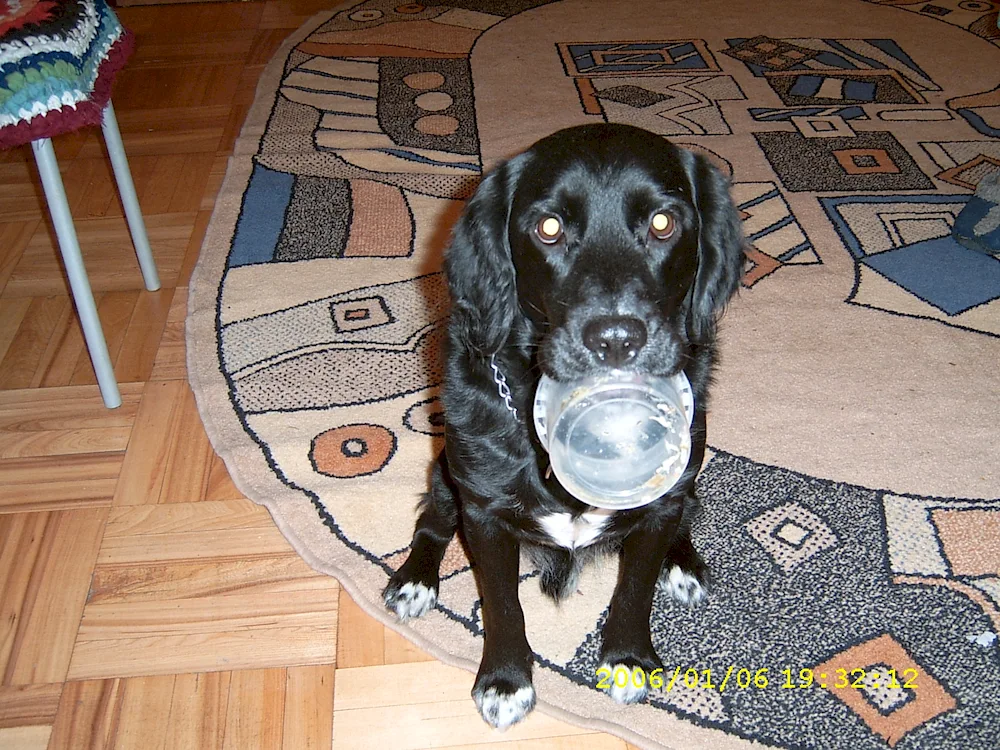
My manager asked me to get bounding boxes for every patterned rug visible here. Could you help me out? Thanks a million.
[186,1,1000,747]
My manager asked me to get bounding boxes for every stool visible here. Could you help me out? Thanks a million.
[1,0,159,409]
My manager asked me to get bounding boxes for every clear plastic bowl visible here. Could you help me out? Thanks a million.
[533,371,694,509]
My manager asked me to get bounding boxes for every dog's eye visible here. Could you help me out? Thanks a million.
[536,216,564,244]
[649,212,676,241]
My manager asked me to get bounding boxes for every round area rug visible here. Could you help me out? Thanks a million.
[187,1,1000,747]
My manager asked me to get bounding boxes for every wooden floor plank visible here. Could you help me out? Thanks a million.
[97,499,281,563]
[69,631,333,682]
[384,625,439,666]
[334,661,476,713]
[36,294,92,389]
[0,297,32,365]
[222,668,285,750]
[115,64,246,113]
[28,296,79,389]
[333,664,622,748]
[48,129,95,165]
[0,296,69,390]
[7,212,195,297]
[0,724,52,750]
[77,158,118,220]
[0,221,40,295]
[47,665,335,750]
[335,588,386,669]
[70,501,337,680]
[140,155,204,216]
[179,209,215,284]
[112,673,175,750]
[0,384,141,459]
[157,383,218,503]
[116,2,263,37]
[88,554,315,605]
[77,587,338,639]
[0,683,62,729]
[282,665,334,750]
[336,588,437,667]
[0,166,44,224]
[59,158,109,220]
[204,453,246,502]
[112,379,188,505]
[113,380,215,505]
[332,698,591,750]
[127,32,256,73]
[0,508,108,685]
[47,678,124,750]
[258,0,338,31]
[148,287,189,382]
[115,103,230,140]
[0,452,122,512]
[111,288,176,385]
[218,66,269,154]
[163,671,230,750]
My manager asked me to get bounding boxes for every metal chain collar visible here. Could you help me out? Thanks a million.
[490,354,519,421]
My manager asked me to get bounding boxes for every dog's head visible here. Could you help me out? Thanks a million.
[445,124,746,381]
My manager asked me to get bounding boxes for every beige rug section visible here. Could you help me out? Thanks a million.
[187,1,1000,748]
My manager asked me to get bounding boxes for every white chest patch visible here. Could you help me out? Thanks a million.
[538,509,614,550]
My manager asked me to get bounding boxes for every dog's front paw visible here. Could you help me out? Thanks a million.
[661,564,708,606]
[472,677,536,730]
[598,660,656,704]
[382,580,438,621]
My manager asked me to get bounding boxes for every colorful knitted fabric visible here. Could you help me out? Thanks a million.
[0,0,134,149]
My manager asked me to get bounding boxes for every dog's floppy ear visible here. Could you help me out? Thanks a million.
[682,151,747,342]
[444,155,526,356]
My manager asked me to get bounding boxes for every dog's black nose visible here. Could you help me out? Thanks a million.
[582,316,647,367]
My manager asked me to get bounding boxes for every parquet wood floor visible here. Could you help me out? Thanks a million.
[0,2,638,747]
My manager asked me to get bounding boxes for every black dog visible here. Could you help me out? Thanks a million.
[384,123,746,729]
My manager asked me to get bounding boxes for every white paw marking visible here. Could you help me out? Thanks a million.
[599,662,649,704]
[665,565,707,605]
[385,581,437,620]
[473,684,536,730]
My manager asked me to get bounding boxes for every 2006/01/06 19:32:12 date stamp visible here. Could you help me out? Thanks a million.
[596,665,920,693]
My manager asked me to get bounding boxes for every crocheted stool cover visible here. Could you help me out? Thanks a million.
[0,0,134,149]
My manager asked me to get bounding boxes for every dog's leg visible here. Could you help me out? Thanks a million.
[659,521,709,605]
[383,452,457,620]
[598,518,680,705]
[658,413,710,605]
[464,509,536,730]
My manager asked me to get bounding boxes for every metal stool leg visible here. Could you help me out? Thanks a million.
[31,138,123,409]
[101,101,160,292]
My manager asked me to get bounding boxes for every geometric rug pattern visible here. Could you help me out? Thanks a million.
[821,194,1000,335]
[186,1,1000,748]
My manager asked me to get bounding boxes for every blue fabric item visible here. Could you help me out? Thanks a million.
[952,172,1000,256]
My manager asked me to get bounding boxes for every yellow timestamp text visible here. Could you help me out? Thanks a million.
[595,665,919,693]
